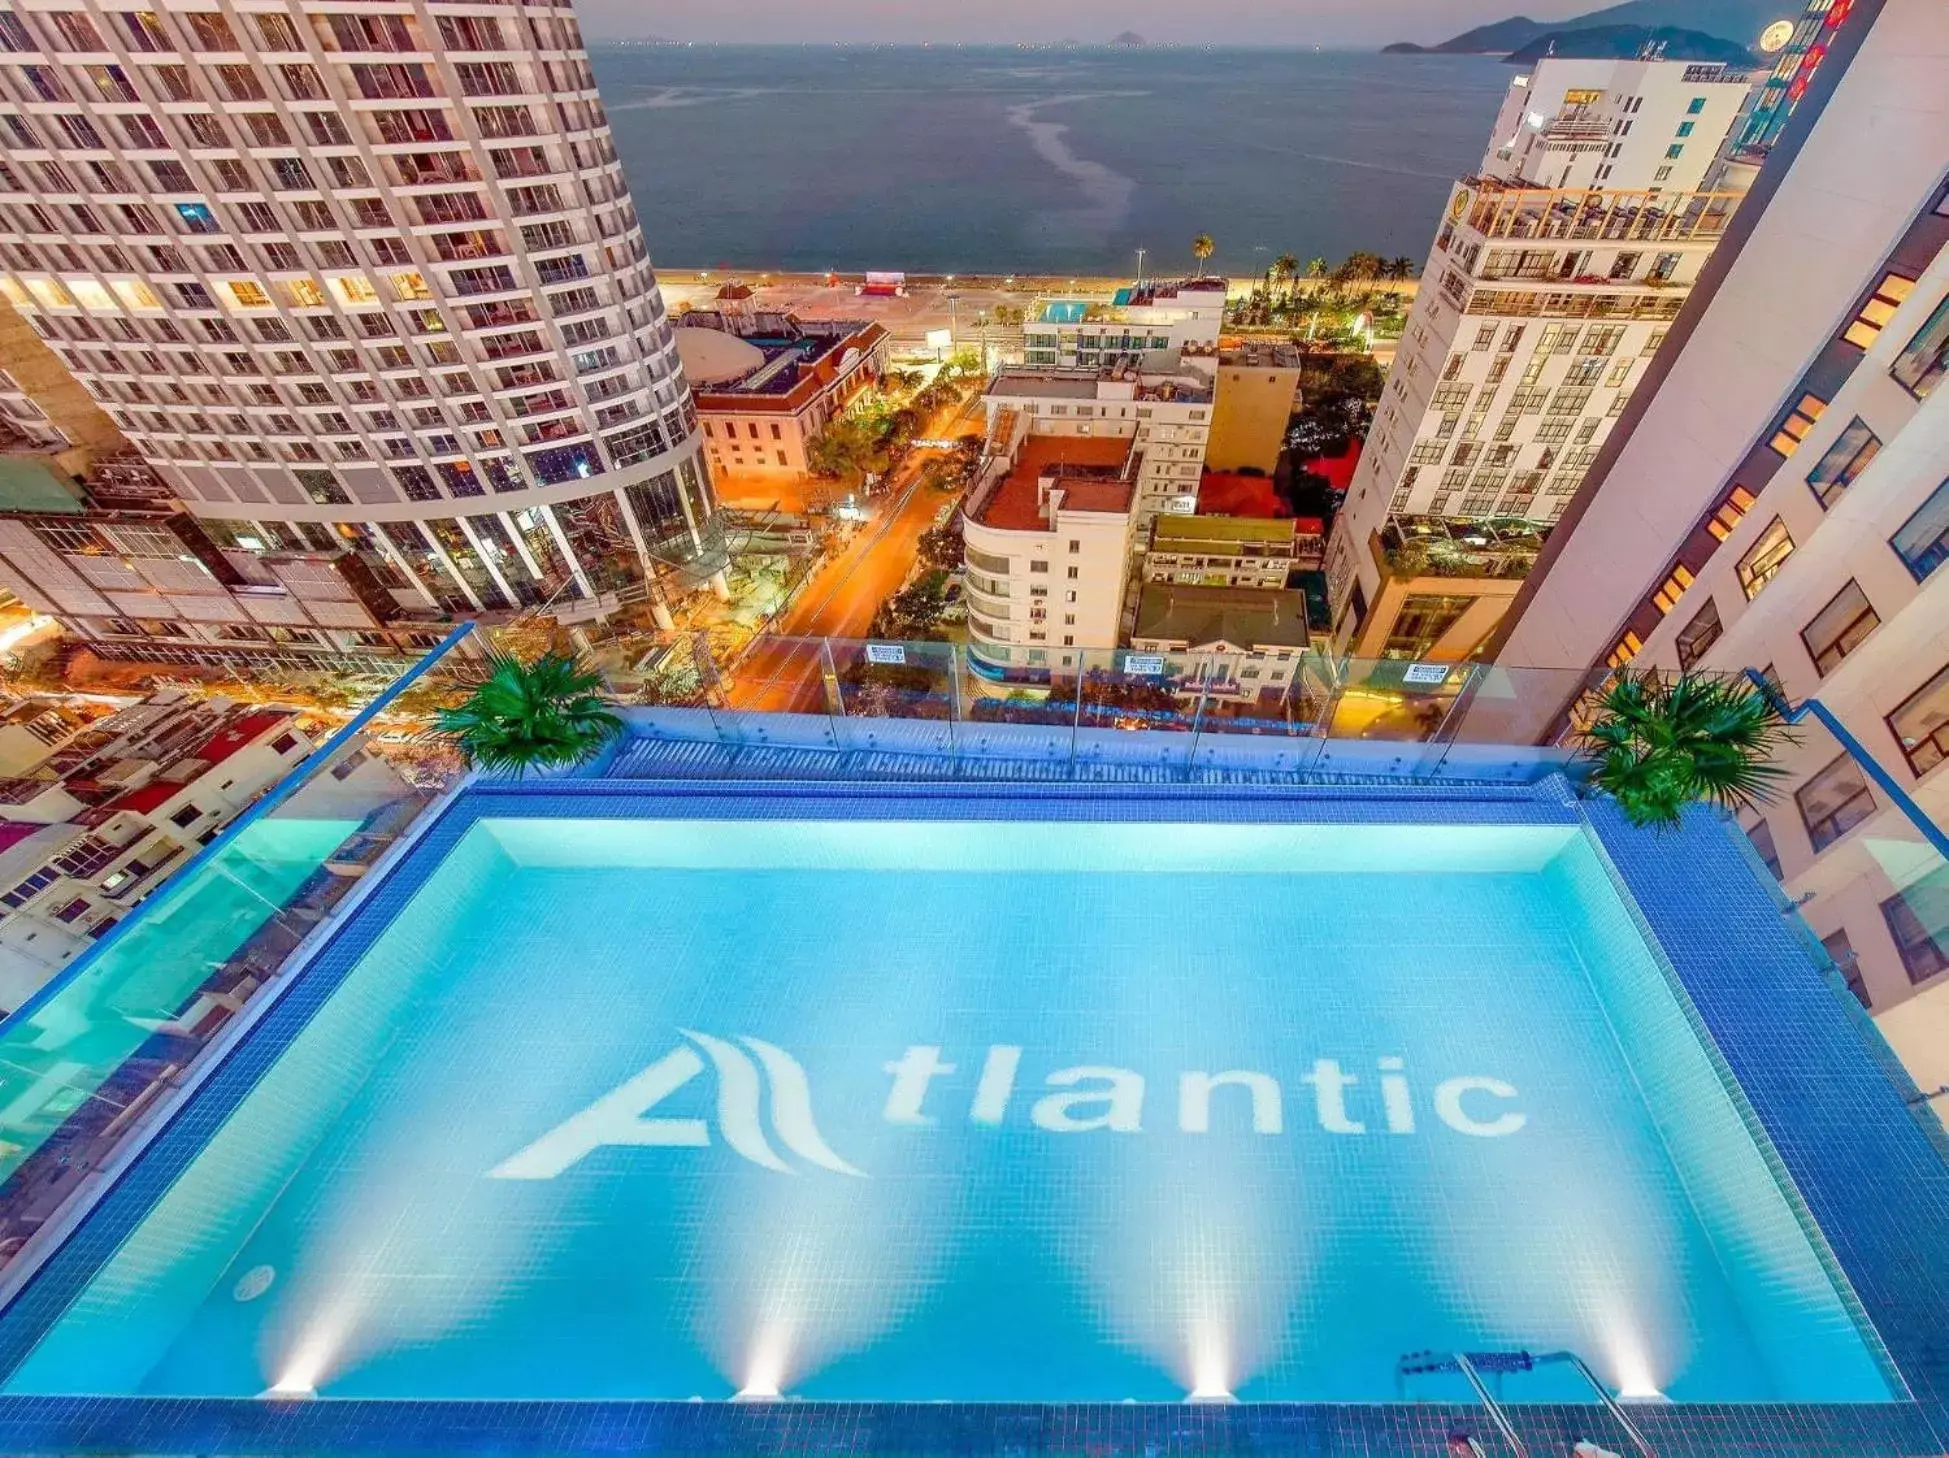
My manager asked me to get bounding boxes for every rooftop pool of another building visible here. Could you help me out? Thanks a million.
[0,783,1910,1423]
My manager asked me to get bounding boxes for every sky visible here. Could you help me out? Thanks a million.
[579,0,1605,48]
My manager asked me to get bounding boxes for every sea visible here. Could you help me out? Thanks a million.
[588,45,1516,277]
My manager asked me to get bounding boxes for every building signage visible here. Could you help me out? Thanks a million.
[1124,654,1167,675]
[1403,663,1450,686]
[865,644,907,665]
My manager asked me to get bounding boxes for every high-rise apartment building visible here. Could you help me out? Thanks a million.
[0,0,718,663]
[1325,57,1757,662]
[1484,0,1948,1095]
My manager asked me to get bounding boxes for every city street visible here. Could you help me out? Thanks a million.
[725,393,981,712]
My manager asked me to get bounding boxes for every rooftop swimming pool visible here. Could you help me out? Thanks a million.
[0,794,1896,1413]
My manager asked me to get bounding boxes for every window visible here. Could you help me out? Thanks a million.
[1820,928,1869,1006]
[1651,562,1694,615]
[1843,273,1916,350]
[1769,392,1826,457]
[1384,594,1473,660]
[184,11,235,48]
[1880,871,1949,984]
[1799,581,1878,676]
[1804,417,1880,508]
[1028,560,1048,574]
[1664,144,1684,159]
[1795,755,1875,851]
[1891,479,1949,582]
[1686,96,1706,114]
[1674,597,1721,669]
[1745,818,1781,879]
[1675,121,1695,138]
[1736,518,1794,599]
[1892,293,1949,398]
[1705,483,1757,542]
[168,802,202,829]
[1887,664,1949,777]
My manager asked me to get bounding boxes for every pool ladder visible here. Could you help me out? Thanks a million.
[1396,1348,1657,1458]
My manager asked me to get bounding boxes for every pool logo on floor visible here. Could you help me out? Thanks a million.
[490,1033,1531,1181]
[490,1030,866,1180]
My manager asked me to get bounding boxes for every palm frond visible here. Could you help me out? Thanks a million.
[1579,669,1793,831]
[430,650,623,776]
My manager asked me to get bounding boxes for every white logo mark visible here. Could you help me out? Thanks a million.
[489,1030,866,1180]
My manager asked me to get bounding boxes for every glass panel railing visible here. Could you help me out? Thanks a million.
[829,639,957,756]
[0,626,478,1267]
[600,633,1597,786]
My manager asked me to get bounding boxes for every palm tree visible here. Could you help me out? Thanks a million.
[1272,252,1300,300]
[1191,233,1215,278]
[1344,251,1384,282]
[1305,257,1328,280]
[1387,255,1417,281]
[1580,671,1792,831]
[433,650,623,776]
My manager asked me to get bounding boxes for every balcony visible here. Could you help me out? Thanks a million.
[1377,516,1548,582]
[1456,181,1740,246]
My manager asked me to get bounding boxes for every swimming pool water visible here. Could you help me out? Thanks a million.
[5,817,1888,1405]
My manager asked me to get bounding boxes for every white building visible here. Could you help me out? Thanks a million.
[1020,278,1227,373]
[0,0,719,663]
[1483,0,1949,1109]
[982,364,1214,545]
[0,691,313,1009]
[1483,58,1754,194]
[1326,57,1757,656]
[962,433,1138,678]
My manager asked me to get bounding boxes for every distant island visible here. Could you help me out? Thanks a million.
[1108,31,1146,48]
[1383,0,1780,56]
[1506,25,1759,63]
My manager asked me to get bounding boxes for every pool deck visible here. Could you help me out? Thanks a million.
[0,765,1943,1457]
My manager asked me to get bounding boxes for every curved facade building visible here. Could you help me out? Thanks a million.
[0,0,718,656]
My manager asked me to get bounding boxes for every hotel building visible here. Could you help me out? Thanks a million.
[0,0,719,660]
[1205,339,1303,475]
[1020,277,1226,373]
[961,434,1137,676]
[1486,0,1949,1096]
[980,362,1214,545]
[1325,56,1757,660]
[679,315,888,497]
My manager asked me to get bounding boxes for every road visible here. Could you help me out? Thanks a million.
[726,397,979,713]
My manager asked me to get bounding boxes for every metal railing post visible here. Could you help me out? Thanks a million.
[946,642,962,762]
[1069,656,1086,778]
[819,636,845,750]
[1185,657,1211,781]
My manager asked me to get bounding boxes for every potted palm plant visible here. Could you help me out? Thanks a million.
[1580,671,1791,831]
[432,650,623,777]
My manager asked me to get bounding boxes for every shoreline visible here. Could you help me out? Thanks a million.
[654,267,1417,350]
[656,266,1418,294]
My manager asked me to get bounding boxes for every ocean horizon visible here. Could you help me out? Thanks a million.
[590,45,1513,279]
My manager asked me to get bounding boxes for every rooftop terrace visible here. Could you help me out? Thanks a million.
[988,367,1214,405]
[972,436,1134,531]
[681,320,884,401]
